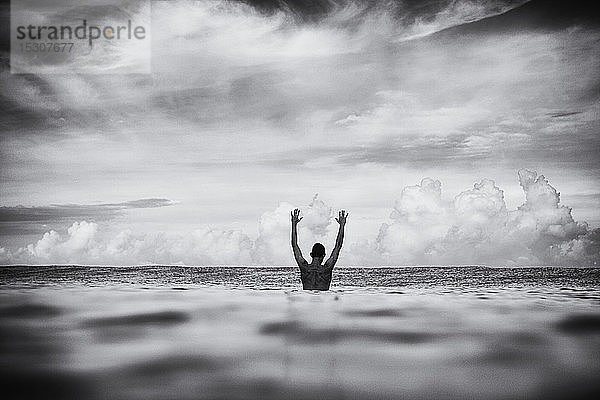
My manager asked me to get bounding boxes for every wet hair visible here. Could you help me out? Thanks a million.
[310,243,326,258]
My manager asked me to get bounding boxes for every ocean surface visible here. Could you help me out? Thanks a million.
[1,266,599,399]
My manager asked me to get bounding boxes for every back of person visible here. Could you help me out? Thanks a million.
[300,263,333,291]
[290,209,347,291]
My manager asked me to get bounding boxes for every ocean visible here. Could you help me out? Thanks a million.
[1,266,599,399]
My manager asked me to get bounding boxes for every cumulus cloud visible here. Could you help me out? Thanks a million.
[253,194,334,264]
[4,194,337,266]
[377,170,599,266]
[10,222,254,266]
[2,170,598,267]
[377,178,453,263]
[24,221,99,263]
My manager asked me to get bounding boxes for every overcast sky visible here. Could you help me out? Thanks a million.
[0,0,599,265]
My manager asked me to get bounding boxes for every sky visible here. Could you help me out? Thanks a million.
[0,0,599,266]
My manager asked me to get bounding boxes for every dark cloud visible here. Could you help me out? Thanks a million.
[0,70,154,136]
[335,139,489,168]
[253,136,491,169]
[184,116,599,171]
[216,115,597,170]
[0,198,174,222]
[241,0,597,34]
[0,199,174,236]
[549,111,583,118]
[431,0,599,39]
[243,0,525,24]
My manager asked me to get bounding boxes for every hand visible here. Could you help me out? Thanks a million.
[335,210,348,226]
[291,208,303,225]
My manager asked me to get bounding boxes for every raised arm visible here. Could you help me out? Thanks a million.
[291,209,307,267]
[325,210,347,269]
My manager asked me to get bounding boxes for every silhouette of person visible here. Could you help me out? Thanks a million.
[290,208,347,291]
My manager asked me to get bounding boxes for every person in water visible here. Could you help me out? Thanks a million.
[290,208,348,291]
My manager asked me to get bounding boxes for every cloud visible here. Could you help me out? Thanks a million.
[376,178,453,263]
[102,226,254,266]
[377,169,598,266]
[24,221,98,262]
[2,170,598,266]
[0,198,175,221]
[9,221,254,266]
[2,193,338,266]
[1,0,598,211]
[253,194,334,264]
[0,1,599,266]
[0,198,176,236]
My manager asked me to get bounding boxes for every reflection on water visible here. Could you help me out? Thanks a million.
[0,266,599,399]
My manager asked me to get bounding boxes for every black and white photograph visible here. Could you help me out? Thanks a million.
[1,0,599,399]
